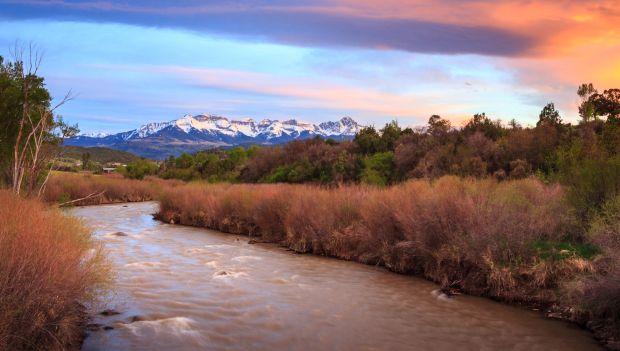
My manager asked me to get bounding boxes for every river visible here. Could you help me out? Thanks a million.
[71,202,600,351]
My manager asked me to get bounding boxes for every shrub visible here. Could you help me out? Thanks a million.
[43,172,177,205]
[0,190,109,350]
[156,177,580,300]
[152,177,616,344]
[122,159,158,180]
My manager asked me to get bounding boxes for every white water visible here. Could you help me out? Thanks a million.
[72,202,600,351]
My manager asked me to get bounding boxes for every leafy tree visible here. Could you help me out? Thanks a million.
[592,89,620,122]
[361,152,395,186]
[379,120,402,151]
[81,152,91,170]
[463,113,504,140]
[123,159,158,180]
[537,102,562,127]
[0,51,77,196]
[354,126,382,154]
[427,114,450,140]
[175,153,194,169]
[578,83,598,122]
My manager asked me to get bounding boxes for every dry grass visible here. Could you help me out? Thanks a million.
[0,190,109,350]
[156,176,587,304]
[43,173,616,346]
[43,172,181,206]
[155,177,619,346]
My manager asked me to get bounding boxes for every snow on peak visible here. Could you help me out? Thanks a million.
[318,116,362,136]
[79,132,110,138]
[116,115,363,140]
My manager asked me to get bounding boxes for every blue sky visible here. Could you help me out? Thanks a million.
[1,1,617,133]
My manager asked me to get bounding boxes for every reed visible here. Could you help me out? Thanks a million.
[43,172,181,205]
[156,177,593,304]
[0,190,109,350]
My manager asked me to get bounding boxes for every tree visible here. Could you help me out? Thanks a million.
[463,113,504,140]
[81,152,91,170]
[508,118,521,130]
[578,83,598,122]
[427,114,450,139]
[0,47,76,196]
[379,120,402,151]
[175,153,195,169]
[361,152,395,186]
[537,102,562,127]
[123,159,158,180]
[354,126,382,154]
[592,89,620,122]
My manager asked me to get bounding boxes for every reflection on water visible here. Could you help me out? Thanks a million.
[71,202,600,351]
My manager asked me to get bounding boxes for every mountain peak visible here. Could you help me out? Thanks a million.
[340,116,356,125]
[67,114,364,159]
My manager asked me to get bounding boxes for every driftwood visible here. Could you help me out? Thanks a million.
[58,190,106,207]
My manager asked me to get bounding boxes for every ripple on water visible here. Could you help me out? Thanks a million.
[123,317,201,339]
[212,271,248,280]
[124,261,165,269]
[231,255,263,263]
[70,202,601,351]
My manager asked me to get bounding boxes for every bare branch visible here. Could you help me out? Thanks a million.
[58,190,106,207]
[51,90,75,112]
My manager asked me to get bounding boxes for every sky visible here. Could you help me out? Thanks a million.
[0,0,619,133]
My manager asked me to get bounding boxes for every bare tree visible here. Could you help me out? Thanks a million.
[8,43,76,197]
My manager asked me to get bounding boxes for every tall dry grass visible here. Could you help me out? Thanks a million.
[43,172,181,206]
[0,190,109,350]
[156,176,620,346]
[156,176,593,305]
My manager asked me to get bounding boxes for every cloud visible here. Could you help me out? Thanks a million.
[0,0,535,56]
[87,63,470,121]
[1,2,618,129]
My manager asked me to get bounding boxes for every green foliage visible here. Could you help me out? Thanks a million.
[379,121,402,151]
[556,140,620,221]
[537,102,562,127]
[175,153,195,169]
[354,126,382,154]
[81,152,91,170]
[361,152,394,186]
[60,146,140,164]
[122,159,158,180]
[531,240,600,261]
[0,55,50,183]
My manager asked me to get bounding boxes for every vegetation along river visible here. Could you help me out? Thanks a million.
[71,202,601,351]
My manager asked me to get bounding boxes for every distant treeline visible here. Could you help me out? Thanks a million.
[125,84,620,214]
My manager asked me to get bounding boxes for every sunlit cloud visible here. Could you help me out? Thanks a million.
[0,1,617,132]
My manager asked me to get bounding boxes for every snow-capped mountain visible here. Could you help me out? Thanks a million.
[66,115,363,159]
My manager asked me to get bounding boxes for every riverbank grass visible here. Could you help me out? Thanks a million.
[155,177,618,347]
[0,190,109,350]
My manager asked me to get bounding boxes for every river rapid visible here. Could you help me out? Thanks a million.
[71,202,600,351]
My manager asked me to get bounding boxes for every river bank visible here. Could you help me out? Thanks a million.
[0,190,109,350]
[74,202,602,351]
[154,179,619,349]
[43,173,618,348]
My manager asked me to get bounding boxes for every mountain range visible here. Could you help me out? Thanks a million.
[66,115,363,159]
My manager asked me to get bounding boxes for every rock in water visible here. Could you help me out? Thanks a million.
[86,323,103,331]
[100,309,121,316]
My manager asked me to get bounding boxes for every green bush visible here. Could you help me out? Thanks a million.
[361,152,394,186]
[122,159,158,180]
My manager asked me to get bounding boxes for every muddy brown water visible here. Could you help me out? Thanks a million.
[71,202,600,351]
